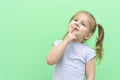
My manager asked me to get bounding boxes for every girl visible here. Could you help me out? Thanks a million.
[46,10,104,80]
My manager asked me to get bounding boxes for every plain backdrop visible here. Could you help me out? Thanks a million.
[0,0,120,80]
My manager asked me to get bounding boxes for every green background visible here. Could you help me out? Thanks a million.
[0,0,120,80]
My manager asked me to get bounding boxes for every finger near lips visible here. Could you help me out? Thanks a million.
[69,27,74,33]
[71,25,79,31]
[73,25,79,31]
[69,25,79,34]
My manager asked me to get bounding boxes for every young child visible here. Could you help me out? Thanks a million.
[46,10,104,80]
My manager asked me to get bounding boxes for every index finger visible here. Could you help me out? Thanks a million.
[69,27,74,33]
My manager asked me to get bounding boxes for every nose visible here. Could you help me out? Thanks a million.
[73,23,79,31]
[74,22,79,27]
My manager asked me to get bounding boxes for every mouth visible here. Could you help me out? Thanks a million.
[74,28,78,31]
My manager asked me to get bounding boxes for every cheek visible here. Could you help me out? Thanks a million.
[68,23,73,31]
[68,24,71,28]
[80,26,89,33]
[77,29,88,37]
[68,25,71,31]
[69,21,74,26]
[79,25,87,30]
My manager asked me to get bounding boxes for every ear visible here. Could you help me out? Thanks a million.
[84,33,92,40]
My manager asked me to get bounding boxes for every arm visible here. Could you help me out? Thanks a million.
[46,40,69,65]
[46,26,76,65]
[85,58,95,80]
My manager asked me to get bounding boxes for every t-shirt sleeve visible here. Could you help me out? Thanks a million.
[85,48,96,63]
[53,40,62,46]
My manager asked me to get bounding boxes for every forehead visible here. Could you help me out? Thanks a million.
[75,13,91,21]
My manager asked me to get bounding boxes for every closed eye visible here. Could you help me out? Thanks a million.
[74,18,78,22]
[81,23,86,27]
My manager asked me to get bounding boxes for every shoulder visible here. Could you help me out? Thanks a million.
[70,42,96,64]
[84,46,96,63]
[73,42,96,63]
[78,43,95,53]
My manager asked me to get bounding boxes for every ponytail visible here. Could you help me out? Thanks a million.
[95,24,104,63]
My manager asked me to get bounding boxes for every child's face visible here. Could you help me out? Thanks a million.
[68,12,94,42]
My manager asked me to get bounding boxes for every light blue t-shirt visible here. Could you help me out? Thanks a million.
[53,40,96,80]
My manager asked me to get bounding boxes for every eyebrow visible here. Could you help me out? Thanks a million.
[74,16,79,19]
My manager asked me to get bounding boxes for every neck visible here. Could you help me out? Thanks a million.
[73,39,84,43]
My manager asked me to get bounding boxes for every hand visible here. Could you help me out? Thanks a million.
[63,26,77,44]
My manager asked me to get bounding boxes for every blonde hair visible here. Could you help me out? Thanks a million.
[63,11,104,63]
